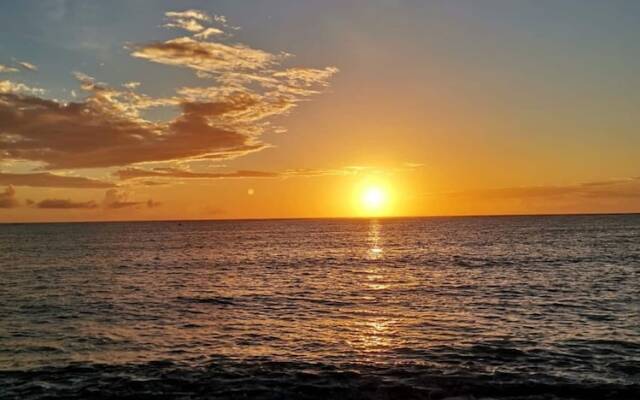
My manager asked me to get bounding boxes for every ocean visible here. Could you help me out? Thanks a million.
[1,215,639,399]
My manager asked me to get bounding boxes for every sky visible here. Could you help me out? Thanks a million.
[1,0,639,222]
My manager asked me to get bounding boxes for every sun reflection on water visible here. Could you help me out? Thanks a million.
[367,219,384,260]
[345,219,400,357]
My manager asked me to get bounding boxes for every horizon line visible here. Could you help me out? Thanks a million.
[1,211,639,225]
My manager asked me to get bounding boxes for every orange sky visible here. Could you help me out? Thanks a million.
[1,1,639,222]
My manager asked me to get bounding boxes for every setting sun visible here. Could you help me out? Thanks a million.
[358,184,391,215]
[362,186,385,209]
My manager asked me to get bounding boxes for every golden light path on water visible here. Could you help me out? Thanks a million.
[350,220,397,356]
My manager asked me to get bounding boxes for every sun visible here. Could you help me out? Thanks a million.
[360,185,389,215]
[363,187,385,209]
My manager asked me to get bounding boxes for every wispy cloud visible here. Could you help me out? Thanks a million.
[102,188,158,209]
[164,18,206,33]
[165,9,212,22]
[115,167,278,180]
[18,61,38,72]
[194,27,224,40]
[123,81,141,90]
[0,172,115,188]
[35,199,98,209]
[114,166,364,181]
[441,177,640,200]
[0,65,19,73]
[131,37,279,73]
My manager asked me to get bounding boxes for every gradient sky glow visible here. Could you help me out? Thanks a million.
[1,0,639,222]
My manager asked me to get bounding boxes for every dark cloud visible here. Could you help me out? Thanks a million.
[36,199,98,209]
[0,172,115,188]
[0,91,266,169]
[33,193,158,210]
[0,185,18,208]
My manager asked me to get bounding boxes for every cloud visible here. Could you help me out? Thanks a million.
[131,37,279,73]
[147,199,161,208]
[113,166,362,181]
[165,10,211,22]
[164,19,206,33]
[28,192,158,210]
[0,65,19,73]
[140,180,169,186]
[0,11,336,172]
[165,9,230,29]
[0,80,45,95]
[18,62,38,72]
[0,185,18,208]
[102,189,142,209]
[0,9,337,212]
[443,177,640,200]
[0,90,263,169]
[123,81,141,90]
[194,27,224,40]
[35,199,98,209]
[0,172,115,188]
[115,167,278,180]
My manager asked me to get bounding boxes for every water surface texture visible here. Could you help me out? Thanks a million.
[1,215,639,399]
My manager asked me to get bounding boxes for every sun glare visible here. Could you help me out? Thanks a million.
[360,185,389,215]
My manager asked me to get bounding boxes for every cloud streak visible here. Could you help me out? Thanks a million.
[102,189,158,209]
[115,167,278,180]
[0,172,115,188]
[18,61,38,71]
[35,199,98,209]
[442,177,640,200]
[114,166,363,181]
[0,65,19,73]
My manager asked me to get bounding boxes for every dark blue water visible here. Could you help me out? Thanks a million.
[1,215,639,399]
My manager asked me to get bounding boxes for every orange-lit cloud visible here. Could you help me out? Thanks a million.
[101,189,159,209]
[0,10,336,174]
[114,166,361,182]
[0,185,18,208]
[35,199,98,209]
[194,27,224,40]
[0,172,115,188]
[132,37,279,73]
[115,167,278,180]
[0,80,44,95]
[0,90,263,169]
[442,177,640,200]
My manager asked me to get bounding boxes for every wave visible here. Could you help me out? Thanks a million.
[1,359,638,399]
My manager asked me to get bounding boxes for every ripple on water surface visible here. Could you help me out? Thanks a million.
[0,215,639,398]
